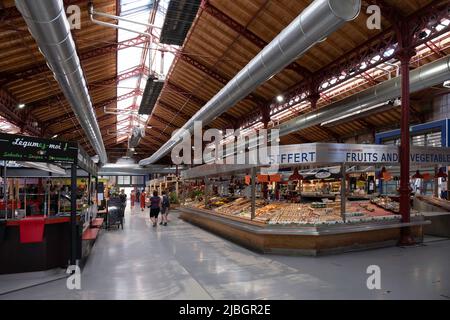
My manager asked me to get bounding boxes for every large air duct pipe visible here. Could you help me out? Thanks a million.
[99,164,185,175]
[139,0,361,166]
[15,0,108,164]
[275,55,450,137]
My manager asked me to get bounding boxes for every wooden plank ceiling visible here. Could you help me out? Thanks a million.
[0,0,449,164]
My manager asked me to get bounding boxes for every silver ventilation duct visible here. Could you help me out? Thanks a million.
[99,164,184,175]
[276,55,450,137]
[139,0,361,166]
[15,0,108,164]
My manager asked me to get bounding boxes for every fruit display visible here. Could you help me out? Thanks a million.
[213,198,266,218]
[371,196,400,213]
[184,195,421,226]
[416,195,450,212]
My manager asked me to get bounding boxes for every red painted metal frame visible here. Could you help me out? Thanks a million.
[179,53,266,105]
[201,0,311,78]
[238,0,450,129]
[42,96,118,127]
[165,81,238,124]
[29,67,147,110]
[1,35,148,84]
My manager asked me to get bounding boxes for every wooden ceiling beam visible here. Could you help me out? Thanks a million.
[201,0,311,78]
[0,87,43,136]
[165,81,239,125]
[30,66,146,110]
[42,95,117,128]
[179,54,267,105]
[0,34,147,85]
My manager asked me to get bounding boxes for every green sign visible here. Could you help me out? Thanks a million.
[0,133,78,163]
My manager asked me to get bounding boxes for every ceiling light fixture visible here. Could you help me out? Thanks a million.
[18,103,25,109]
[276,95,284,103]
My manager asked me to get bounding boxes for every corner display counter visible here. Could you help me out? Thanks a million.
[178,143,450,255]
[179,206,426,256]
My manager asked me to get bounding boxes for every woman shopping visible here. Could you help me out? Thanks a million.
[140,189,146,212]
[159,191,170,226]
[149,191,161,227]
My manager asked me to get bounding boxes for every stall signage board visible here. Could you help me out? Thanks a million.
[0,133,77,163]
[268,143,450,165]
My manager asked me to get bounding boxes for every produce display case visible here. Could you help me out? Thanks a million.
[178,143,450,255]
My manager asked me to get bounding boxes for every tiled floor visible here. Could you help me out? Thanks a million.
[1,203,449,300]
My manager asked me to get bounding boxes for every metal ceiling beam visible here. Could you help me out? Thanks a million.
[149,113,179,129]
[166,81,238,124]
[42,95,118,128]
[0,34,148,84]
[157,100,191,121]
[56,113,116,137]
[241,0,450,128]
[317,125,341,142]
[292,133,312,143]
[0,0,87,21]
[30,73,131,110]
[179,54,267,105]
[201,0,311,78]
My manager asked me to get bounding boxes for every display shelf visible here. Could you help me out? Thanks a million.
[179,206,428,255]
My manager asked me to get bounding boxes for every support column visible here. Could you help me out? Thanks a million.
[3,162,7,220]
[397,43,416,246]
[95,176,98,205]
[447,166,450,201]
[434,165,439,198]
[341,163,346,222]
[70,163,78,266]
[251,167,256,220]
[87,173,92,205]
[261,112,269,200]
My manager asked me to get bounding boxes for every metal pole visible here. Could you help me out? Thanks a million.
[95,176,99,205]
[204,178,208,207]
[397,43,416,245]
[70,163,77,266]
[251,167,256,220]
[24,178,27,217]
[447,166,450,201]
[341,163,346,222]
[88,173,92,205]
[434,165,439,198]
[4,161,7,220]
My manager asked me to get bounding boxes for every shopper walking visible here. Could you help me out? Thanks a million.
[149,191,161,227]
[159,191,170,226]
[130,190,135,209]
[119,189,127,208]
[140,189,146,212]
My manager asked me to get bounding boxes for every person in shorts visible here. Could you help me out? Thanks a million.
[159,191,170,226]
[149,191,161,227]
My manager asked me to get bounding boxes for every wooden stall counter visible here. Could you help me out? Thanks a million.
[179,207,427,256]
[0,216,81,274]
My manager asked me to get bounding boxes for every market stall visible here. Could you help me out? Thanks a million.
[178,143,450,255]
[147,174,181,206]
[0,133,100,274]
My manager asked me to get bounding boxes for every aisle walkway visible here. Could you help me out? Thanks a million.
[1,203,449,299]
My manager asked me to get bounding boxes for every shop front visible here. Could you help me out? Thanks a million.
[0,133,99,274]
[178,143,450,255]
